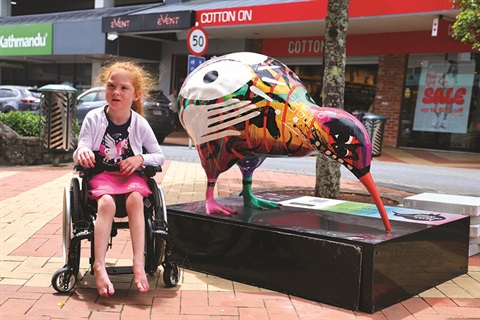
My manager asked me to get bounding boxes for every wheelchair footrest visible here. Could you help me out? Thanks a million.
[106,266,133,275]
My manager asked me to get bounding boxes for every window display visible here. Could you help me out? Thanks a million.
[400,53,479,152]
[412,59,475,134]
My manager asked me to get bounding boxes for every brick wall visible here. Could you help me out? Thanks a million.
[373,54,407,148]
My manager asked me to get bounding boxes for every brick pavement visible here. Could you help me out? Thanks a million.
[0,156,479,319]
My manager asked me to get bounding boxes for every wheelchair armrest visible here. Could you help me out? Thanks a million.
[74,164,93,179]
[144,165,162,177]
[74,164,161,178]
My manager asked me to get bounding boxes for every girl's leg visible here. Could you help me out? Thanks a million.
[93,194,116,297]
[125,191,149,293]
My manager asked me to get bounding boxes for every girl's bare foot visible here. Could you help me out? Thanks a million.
[93,262,114,297]
[133,264,149,293]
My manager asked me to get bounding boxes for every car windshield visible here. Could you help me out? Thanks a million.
[30,91,42,99]
[148,90,169,102]
[78,89,105,103]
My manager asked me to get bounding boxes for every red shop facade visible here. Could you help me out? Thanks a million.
[194,0,479,153]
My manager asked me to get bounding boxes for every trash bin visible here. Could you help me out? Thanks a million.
[38,84,78,163]
[352,111,365,122]
[362,114,387,157]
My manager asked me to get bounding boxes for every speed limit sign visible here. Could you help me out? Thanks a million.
[187,25,209,56]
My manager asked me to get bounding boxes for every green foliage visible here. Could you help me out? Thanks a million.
[0,111,81,138]
[73,120,81,138]
[452,0,480,51]
[0,111,41,137]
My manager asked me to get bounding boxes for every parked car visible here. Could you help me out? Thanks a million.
[75,86,175,143]
[75,86,107,126]
[0,85,42,113]
[143,90,176,143]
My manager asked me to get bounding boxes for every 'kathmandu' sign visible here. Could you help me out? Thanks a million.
[0,23,53,56]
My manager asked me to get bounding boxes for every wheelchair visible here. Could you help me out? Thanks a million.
[51,165,179,293]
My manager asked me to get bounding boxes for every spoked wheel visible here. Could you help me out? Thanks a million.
[70,178,83,226]
[61,179,82,273]
[62,185,72,266]
[147,179,168,272]
[162,261,179,287]
[52,267,77,293]
[148,179,161,213]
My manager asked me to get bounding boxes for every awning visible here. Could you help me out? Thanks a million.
[100,0,304,41]
[0,3,163,26]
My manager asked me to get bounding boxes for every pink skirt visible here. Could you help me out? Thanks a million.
[88,171,152,199]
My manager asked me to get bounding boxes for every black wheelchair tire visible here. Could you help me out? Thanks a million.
[69,179,83,273]
[70,178,83,225]
[163,262,179,287]
[52,267,77,293]
[147,179,164,271]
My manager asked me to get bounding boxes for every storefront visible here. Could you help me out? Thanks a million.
[189,0,478,153]
[258,28,477,153]
[0,6,167,88]
[1,0,477,152]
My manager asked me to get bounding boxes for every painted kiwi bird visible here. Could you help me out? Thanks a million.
[178,52,391,231]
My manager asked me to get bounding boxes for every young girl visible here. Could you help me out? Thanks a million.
[73,60,164,297]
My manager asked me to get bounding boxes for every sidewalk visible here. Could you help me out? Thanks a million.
[0,147,479,319]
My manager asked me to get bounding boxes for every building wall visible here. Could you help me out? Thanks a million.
[54,20,105,55]
[374,54,407,148]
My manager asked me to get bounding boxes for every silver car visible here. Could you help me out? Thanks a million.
[0,85,42,113]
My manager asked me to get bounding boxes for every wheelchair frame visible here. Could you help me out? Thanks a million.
[52,165,179,293]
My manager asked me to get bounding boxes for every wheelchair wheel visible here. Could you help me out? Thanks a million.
[162,261,179,287]
[52,267,77,293]
[147,180,167,271]
[148,179,161,213]
[70,178,83,225]
[61,179,82,270]
[81,177,89,208]
[62,185,72,265]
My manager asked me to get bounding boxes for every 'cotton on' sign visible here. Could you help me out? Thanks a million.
[200,10,253,24]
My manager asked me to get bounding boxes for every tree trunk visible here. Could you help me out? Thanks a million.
[315,0,350,199]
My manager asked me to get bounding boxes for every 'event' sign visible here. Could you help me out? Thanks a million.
[102,11,194,33]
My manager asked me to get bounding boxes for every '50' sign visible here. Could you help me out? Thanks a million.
[187,25,209,56]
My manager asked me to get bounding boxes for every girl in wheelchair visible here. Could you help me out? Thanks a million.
[74,60,164,297]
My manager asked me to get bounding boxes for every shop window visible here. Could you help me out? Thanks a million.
[290,64,378,115]
[399,52,479,153]
[6,63,92,89]
[344,64,377,114]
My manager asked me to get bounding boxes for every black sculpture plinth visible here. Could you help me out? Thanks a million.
[167,192,469,313]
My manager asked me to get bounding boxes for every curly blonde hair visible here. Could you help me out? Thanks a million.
[96,60,157,117]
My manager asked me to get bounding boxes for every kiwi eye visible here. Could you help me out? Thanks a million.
[203,70,218,84]
[181,59,255,101]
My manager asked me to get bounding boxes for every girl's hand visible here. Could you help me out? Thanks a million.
[77,148,95,168]
[119,155,144,175]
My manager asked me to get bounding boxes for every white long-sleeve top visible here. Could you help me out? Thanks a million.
[73,106,165,166]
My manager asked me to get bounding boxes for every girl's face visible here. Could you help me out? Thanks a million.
[105,70,140,110]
